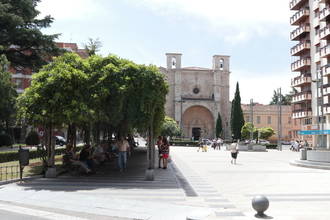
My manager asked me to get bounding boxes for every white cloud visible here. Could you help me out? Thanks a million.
[133,0,290,44]
[230,69,292,104]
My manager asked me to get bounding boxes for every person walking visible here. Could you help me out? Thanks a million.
[157,136,163,168]
[117,137,129,172]
[230,140,239,164]
[160,136,170,169]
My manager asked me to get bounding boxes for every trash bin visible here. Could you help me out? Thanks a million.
[18,148,29,166]
[300,148,307,160]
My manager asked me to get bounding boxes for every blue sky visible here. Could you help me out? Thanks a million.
[37,0,292,104]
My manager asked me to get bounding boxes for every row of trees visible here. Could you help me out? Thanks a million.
[16,53,168,168]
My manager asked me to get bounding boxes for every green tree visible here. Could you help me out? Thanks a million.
[17,53,89,167]
[0,0,61,69]
[241,122,256,140]
[160,116,181,137]
[0,55,17,132]
[269,89,297,105]
[258,127,275,140]
[84,38,102,56]
[215,113,222,138]
[231,82,245,140]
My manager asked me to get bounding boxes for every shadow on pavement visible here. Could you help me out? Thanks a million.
[18,147,181,192]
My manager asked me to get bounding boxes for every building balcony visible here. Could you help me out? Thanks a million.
[290,41,311,56]
[320,7,330,21]
[290,24,310,41]
[324,105,330,114]
[292,91,312,103]
[322,64,330,76]
[320,45,330,58]
[290,0,308,10]
[319,25,330,40]
[292,109,312,119]
[324,86,330,95]
[290,8,310,25]
[291,75,312,87]
[291,58,311,72]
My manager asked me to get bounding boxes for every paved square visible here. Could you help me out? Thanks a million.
[170,146,330,219]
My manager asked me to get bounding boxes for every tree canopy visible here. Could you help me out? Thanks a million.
[17,52,168,167]
[269,89,297,105]
[215,113,222,138]
[160,116,181,137]
[0,55,17,132]
[0,0,61,70]
[241,122,275,141]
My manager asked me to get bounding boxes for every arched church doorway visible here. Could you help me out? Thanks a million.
[182,106,214,140]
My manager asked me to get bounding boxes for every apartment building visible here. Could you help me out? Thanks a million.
[10,42,88,94]
[241,104,292,142]
[290,0,330,148]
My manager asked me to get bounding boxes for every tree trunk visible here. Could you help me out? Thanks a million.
[47,123,55,167]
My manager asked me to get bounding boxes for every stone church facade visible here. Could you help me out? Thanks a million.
[159,53,231,140]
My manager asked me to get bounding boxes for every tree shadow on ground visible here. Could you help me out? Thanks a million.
[18,147,181,192]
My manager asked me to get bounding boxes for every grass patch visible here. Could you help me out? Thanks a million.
[0,155,63,180]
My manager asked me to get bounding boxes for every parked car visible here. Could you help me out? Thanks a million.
[55,136,66,146]
[281,140,291,145]
[259,139,270,145]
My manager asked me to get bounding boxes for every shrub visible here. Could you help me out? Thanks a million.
[0,146,84,163]
[25,131,40,146]
[0,133,13,147]
[265,144,277,149]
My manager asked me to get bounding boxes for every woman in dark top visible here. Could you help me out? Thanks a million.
[160,137,170,169]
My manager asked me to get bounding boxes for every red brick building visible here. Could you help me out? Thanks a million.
[9,42,88,94]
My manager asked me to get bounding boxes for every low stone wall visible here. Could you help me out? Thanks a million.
[307,151,330,163]
[252,145,267,152]
[225,144,266,152]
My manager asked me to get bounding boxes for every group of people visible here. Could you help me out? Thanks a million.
[211,138,224,150]
[290,140,309,152]
[63,136,135,174]
[196,137,239,164]
[156,136,170,169]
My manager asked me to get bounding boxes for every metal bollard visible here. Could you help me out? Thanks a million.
[252,195,269,217]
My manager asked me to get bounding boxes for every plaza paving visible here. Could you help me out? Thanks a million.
[0,144,328,219]
[171,146,330,219]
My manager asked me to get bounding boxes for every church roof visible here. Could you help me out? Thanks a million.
[182,66,211,70]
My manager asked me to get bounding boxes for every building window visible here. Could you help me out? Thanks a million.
[257,116,261,124]
[14,79,23,89]
[246,116,250,123]
[219,59,224,70]
[171,57,176,69]
[288,117,291,124]
[267,116,271,124]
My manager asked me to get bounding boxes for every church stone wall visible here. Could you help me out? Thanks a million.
[160,53,231,139]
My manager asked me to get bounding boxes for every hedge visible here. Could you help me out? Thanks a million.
[265,144,278,149]
[0,146,83,163]
[0,134,13,147]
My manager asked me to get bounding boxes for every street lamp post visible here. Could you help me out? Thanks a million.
[313,70,326,149]
[178,98,186,137]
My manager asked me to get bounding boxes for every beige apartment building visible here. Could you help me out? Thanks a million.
[290,0,330,148]
[241,104,293,142]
